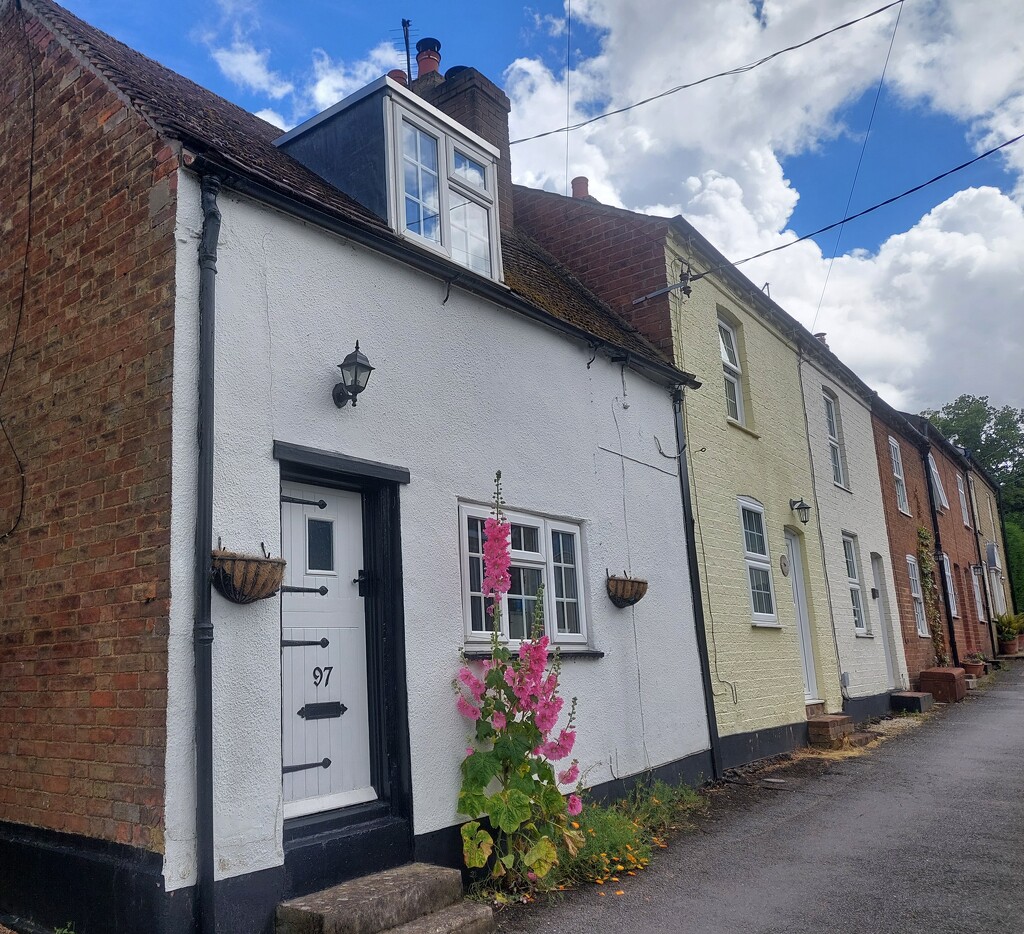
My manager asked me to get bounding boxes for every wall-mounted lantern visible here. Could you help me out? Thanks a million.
[333,341,374,408]
[789,498,812,525]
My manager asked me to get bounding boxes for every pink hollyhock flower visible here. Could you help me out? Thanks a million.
[456,695,480,720]
[491,711,507,730]
[535,696,564,733]
[558,762,580,785]
[457,667,486,702]
[527,871,538,882]
[567,794,582,816]
[538,728,576,761]
[465,747,475,757]
[481,517,511,602]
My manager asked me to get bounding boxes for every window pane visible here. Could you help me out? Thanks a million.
[454,150,487,189]
[307,519,333,572]
[718,324,738,368]
[843,538,857,580]
[552,530,575,566]
[724,375,740,421]
[824,396,837,438]
[851,588,864,629]
[471,595,486,632]
[469,554,482,592]
[402,122,441,244]
[557,601,581,634]
[467,517,483,555]
[742,508,767,556]
[749,566,774,615]
[511,524,540,553]
[449,189,491,275]
[830,443,844,485]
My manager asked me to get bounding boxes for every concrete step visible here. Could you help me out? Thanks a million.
[385,902,495,934]
[890,691,934,714]
[847,730,882,748]
[805,701,826,719]
[807,714,853,746]
[277,864,463,934]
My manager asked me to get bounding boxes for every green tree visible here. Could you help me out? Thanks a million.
[923,394,1024,610]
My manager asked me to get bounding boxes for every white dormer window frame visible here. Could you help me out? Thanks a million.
[387,98,503,280]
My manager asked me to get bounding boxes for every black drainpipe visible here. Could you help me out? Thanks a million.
[921,441,961,668]
[193,174,221,934]
[672,387,723,780]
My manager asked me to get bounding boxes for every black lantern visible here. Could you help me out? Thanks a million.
[333,341,374,408]
[789,498,812,525]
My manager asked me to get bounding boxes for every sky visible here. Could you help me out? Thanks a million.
[62,0,1024,412]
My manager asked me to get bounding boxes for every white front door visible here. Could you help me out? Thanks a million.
[281,482,376,819]
[786,530,818,701]
[871,553,900,690]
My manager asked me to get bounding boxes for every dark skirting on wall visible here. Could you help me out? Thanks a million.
[718,721,810,771]
[842,691,893,724]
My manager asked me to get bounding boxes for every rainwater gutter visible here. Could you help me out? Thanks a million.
[193,174,221,934]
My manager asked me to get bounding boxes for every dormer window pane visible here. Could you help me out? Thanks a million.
[402,122,441,243]
[450,190,492,275]
[454,150,487,189]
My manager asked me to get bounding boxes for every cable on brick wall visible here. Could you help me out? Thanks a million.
[0,7,36,545]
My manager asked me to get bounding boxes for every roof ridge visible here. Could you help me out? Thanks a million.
[513,183,672,227]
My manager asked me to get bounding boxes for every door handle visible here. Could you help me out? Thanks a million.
[353,569,367,597]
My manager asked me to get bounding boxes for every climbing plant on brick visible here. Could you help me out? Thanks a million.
[917,527,950,666]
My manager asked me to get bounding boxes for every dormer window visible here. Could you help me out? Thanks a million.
[275,75,503,282]
[394,107,498,276]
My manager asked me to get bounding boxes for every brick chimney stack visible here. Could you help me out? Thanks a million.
[411,40,514,230]
[571,176,590,200]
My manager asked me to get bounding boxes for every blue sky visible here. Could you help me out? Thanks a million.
[60,0,1024,409]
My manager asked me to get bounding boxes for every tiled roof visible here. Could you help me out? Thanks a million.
[25,0,679,373]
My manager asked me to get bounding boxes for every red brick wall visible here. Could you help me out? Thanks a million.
[928,444,996,659]
[0,6,176,851]
[871,414,941,686]
[513,187,675,354]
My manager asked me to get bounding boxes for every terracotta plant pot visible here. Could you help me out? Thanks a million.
[606,574,649,608]
[998,637,1019,656]
[961,660,985,677]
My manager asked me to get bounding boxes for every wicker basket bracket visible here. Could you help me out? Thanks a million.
[606,571,649,608]
[211,548,287,604]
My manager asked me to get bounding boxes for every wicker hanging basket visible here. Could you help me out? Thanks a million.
[606,573,649,608]
[211,549,287,604]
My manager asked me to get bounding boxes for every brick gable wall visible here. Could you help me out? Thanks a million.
[0,6,177,851]
[513,189,675,355]
[871,415,940,686]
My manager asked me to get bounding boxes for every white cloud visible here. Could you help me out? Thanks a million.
[307,42,404,112]
[254,108,289,130]
[505,0,1024,409]
[212,40,293,98]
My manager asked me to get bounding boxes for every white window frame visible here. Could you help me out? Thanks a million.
[718,318,745,425]
[888,437,911,515]
[389,102,502,279]
[906,556,929,637]
[971,566,987,622]
[459,504,587,647]
[941,553,959,618]
[823,391,847,488]
[956,474,971,528]
[927,453,950,510]
[842,534,868,632]
[738,498,777,625]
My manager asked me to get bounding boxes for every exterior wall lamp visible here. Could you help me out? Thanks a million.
[789,498,812,525]
[333,341,374,408]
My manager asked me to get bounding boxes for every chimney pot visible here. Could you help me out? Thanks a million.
[571,176,590,200]
[415,37,442,77]
[387,69,408,86]
[813,332,829,348]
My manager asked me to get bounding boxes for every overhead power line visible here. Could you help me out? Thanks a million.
[511,0,904,145]
[633,130,1024,304]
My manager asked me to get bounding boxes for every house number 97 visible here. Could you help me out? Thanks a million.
[312,666,333,687]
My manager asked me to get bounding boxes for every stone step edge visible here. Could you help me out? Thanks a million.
[383,901,495,934]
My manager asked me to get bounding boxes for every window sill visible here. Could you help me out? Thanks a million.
[751,621,782,629]
[898,507,913,518]
[462,647,605,661]
[854,631,874,639]
[833,482,853,494]
[726,418,761,440]
[917,632,932,639]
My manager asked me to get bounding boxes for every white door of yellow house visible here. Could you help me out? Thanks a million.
[785,529,818,701]
[280,482,375,819]
[871,553,900,690]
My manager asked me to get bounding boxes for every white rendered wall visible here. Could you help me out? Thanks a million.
[800,358,910,698]
[163,169,710,888]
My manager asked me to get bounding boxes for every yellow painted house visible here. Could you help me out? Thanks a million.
[516,181,844,765]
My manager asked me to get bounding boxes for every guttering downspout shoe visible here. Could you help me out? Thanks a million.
[193,174,221,934]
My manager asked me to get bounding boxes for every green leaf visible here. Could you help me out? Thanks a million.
[499,852,516,869]
[522,836,558,877]
[487,789,532,834]
[475,718,494,742]
[494,731,532,764]
[457,790,488,818]
[461,821,494,869]
[460,750,500,793]
[539,782,565,816]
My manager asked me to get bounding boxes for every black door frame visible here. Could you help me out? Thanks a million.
[274,441,413,895]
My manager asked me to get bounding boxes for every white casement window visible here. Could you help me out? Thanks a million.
[956,474,971,528]
[906,556,929,637]
[394,107,500,278]
[990,569,1007,615]
[941,553,959,618]
[843,534,868,632]
[823,391,847,487]
[888,437,911,515]
[461,505,586,646]
[718,319,745,424]
[927,453,950,510]
[987,495,998,540]
[972,567,987,622]
[739,499,777,624]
